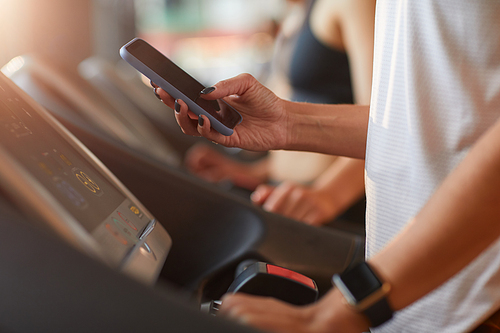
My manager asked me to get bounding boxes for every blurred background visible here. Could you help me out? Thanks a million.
[0,0,367,230]
[0,0,286,85]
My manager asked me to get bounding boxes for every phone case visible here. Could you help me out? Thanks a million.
[120,38,241,136]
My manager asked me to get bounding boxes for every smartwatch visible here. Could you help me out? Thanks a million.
[332,262,393,327]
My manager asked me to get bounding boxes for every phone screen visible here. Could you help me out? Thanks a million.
[125,39,241,129]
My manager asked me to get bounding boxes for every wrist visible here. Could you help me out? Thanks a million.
[234,160,269,190]
[314,187,346,219]
[281,100,318,152]
[280,99,299,151]
[333,262,394,328]
[305,288,370,333]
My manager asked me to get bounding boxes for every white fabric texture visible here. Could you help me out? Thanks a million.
[365,1,500,332]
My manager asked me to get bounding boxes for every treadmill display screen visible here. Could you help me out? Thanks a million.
[0,81,126,233]
[0,73,171,282]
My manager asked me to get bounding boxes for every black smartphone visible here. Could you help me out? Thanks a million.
[120,38,242,136]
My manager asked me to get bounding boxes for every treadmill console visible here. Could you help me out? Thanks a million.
[0,72,171,284]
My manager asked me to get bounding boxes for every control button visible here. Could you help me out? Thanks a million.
[43,152,65,173]
[200,300,222,316]
[59,153,72,166]
[139,242,157,261]
[74,168,103,197]
[117,211,138,231]
[266,264,316,289]
[113,218,138,244]
[37,161,53,176]
[129,204,143,219]
[105,223,128,245]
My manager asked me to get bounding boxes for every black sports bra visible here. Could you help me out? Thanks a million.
[288,1,354,105]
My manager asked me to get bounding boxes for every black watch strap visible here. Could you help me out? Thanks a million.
[333,262,394,328]
[364,297,393,328]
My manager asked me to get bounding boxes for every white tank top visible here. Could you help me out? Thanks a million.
[365,1,500,331]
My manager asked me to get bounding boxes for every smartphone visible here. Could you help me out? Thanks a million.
[120,38,242,136]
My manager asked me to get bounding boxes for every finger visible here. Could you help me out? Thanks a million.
[199,73,258,100]
[261,182,295,214]
[221,294,305,332]
[279,187,310,218]
[220,294,276,317]
[156,87,176,108]
[219,293,257,316]
[187,109,198,120]
[174,99,201,137]
[196,114,228,143]
[152,88,161,100]
[150,80,159,88]
[251,184,275,205]
[288,199,315,222]
[297,206,317,225]
[302,209,324,226]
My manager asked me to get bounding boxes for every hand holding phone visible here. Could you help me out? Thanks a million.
[120,38,242,136]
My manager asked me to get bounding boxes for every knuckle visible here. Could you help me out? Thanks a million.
[216,78,229,89]
[239,73,255,82]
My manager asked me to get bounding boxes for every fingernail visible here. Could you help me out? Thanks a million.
[174,100,180,113]
[250,191,260,202]
[154,88,161,100]
[262,202,272,212]
[150,80,155,88]
[200,86,216,95]
[198,115,204,127]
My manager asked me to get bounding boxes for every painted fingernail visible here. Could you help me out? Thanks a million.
[150,80,155,88]
[198,115,204,127]
[154,88,161,100]
[200,86,216,94]
[174,100,180,113]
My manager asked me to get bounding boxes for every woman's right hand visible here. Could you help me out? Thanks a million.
[154,73,291,152]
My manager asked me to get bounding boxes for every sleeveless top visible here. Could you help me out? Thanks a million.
[269,0,355,184]
[287,0,353,105]
[366,1,500,331]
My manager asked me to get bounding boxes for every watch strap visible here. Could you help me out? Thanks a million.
[333,262,394,328]
[363,296,393,328]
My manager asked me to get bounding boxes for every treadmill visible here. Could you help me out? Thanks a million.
[78,56,198,156]
[0,69,262,333]
[0,70,172,284]
[0,69,365,330]
[2,55,180,166]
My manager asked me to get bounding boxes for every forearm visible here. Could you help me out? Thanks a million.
[303,119,500,332]
[369,118,500,311]
[312,157,365,218]
[284,101,370,159]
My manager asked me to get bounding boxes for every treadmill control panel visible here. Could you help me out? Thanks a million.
[0,73,171,283]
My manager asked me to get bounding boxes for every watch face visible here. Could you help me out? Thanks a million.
[341,263,383,302]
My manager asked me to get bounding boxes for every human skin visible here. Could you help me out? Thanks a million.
[156,72,500,332]
[181,0,375,226]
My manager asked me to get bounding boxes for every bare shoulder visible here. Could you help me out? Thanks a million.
[309,0,345,50]
[310,0,376,40]
[341,0,376,19]
[312,0,372,16]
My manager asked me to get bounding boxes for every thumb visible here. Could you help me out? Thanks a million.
[251,184,275,205]
[200,73,258,100]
